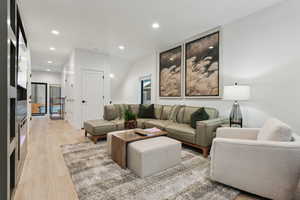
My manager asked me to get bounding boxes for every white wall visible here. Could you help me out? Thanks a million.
[31,71,61,116]
[118,0,300,134]
[31,71,61,84]
[61,48,131,129]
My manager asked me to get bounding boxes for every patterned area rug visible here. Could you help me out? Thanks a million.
[61,141,240,200]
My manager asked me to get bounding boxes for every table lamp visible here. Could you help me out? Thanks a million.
[223,83,250,127]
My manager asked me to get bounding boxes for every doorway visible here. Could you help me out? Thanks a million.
[140,78,151,104]
[81,70,104,127]
[31,82,47,115]
[49,85,64,120]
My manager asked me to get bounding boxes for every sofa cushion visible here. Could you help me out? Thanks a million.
[161,105,172,120]
[144,120,172,130]
[257,118,292,142]
[166,123,196,144]
[84,120,117,136]
[136,118,153,128]
[114,104,128,119]
[111,120,125,130]
[190,108,209,129]
[182,106,199,124]
[128,104,140,116]
[138,104,155,118]
[176,106,185,123]
[104,105,118,121]
[168,105,182,122]
[154,104,163,119]
[204,107,219,119]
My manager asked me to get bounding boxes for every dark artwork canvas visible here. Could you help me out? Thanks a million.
[185,32,220,97]
[159,46,182,97]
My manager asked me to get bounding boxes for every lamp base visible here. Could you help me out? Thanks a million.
[229,101,243,127]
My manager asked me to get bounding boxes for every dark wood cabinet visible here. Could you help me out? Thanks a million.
[1,1,28,199]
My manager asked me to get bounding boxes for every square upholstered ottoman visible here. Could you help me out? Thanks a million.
[127,136,181,178]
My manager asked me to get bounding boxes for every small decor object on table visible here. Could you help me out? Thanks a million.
[223,82,250,128]
[124,109,137,129]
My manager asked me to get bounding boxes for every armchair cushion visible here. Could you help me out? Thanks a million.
[257,118,292,142]
[216,128,260,140]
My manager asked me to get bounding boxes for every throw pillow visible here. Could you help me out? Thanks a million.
[104,105,118,121]
[154,104,163,119]
[161,105,172,120]
[190,108,209,129]
[257,118,292,141]
[138,104,155,119]
[168,105,182,122]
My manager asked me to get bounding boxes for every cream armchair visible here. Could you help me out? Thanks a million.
[210,127,300,200]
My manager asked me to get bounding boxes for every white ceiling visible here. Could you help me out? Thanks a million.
[19,0,284,72]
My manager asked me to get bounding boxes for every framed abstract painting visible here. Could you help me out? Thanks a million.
[185,31,220,97]
[159,46,182,97]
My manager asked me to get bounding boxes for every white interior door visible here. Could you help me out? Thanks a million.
[81,70,104,127]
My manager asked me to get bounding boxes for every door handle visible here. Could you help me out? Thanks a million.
[82,100,86,103]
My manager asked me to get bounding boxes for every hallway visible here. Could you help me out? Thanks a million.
[13,118,85,200]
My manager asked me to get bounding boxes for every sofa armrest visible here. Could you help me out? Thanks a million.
[216,128,260,140]
[195,117,227,147]
[210,138,300,200]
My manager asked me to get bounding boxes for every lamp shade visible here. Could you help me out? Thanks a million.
[223,85,250,101]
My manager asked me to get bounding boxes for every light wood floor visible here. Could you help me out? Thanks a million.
[13,118,262,200]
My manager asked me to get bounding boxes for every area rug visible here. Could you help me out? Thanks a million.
[61,141,240,200]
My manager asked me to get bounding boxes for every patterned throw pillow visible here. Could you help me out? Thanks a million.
[190,108,209,129]
[154,104,163,119]
[168,105,182,122]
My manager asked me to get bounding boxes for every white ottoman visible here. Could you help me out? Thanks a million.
[127,136,181,178]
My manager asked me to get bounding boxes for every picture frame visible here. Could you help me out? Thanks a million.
[159,45,182,98]
[185,31,221,98]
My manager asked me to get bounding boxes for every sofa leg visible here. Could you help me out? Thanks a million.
[85,130,87,137]
[91,136,98,144]
[202,147,209,158]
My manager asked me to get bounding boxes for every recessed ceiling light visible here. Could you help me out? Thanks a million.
[47,61,53,64]
[51,30,60,35]
[152,22,160,29]
[49,47,56,51]
[209,46,214,49]
[118,45,125,50]
[46,69,51,72]
[109,73,115,78]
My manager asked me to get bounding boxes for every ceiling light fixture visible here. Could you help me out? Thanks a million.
[49,47,56,51]
[118,45,125,50]
[48,61,53,64]
[46,69,51,72]
[209,46,214,49]
[51,30,60,35]
[152,22,160,29]
[109,73,115,78]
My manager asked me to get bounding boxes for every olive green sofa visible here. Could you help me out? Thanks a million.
[84,104,227,157]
